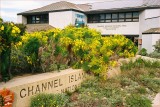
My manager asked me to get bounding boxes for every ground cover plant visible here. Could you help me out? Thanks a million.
[67,58,160,107]
[30,93,69,107]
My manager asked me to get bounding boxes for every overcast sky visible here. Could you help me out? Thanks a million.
[0,0,111,22]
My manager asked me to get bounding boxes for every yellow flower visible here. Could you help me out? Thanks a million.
[1,25,4,30]
[12,30,16,33]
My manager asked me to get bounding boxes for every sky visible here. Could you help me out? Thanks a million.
[0,0,110,23]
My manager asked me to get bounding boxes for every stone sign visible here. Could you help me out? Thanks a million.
[0,69,85,107]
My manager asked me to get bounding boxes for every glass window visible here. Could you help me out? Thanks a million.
[133,19,139,21]
[119,13,125,19]
[32,20,35,24]
[106,20,111,23]
[126,19,132,22]
[119,19,125,22]
[126,13,132,18]
[100,14,105,19]
[100,20,105,23]
[133,12,139,18]
[112,13,118,22]
[36,16,40,20]
[112,13,118,19]
[87,11,139,23]
[32,16,35,20]
[106,14,111,19]
[27,14,48,24]
[92,15,99,20]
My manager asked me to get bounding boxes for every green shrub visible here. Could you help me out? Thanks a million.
[153,39,160,53]
[15,23,26,35]
[9,26,137,78]
[125,94,152,107]
[139,48,147,56]
[0,18,21,81]
[148,51,160,59]
[30,93,69,107]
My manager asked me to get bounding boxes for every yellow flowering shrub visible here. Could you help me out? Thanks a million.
[55,26,137,78]
[7,24,137,79]
[0,18,21,80]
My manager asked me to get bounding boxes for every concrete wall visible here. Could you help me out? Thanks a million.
[0,69,85,107]
[49,11,87,28]
[17,15,27,24]
[138,9,160,50]
[145,9,160,19]
[49,11,73,28]
[142,34,160,53]
[87,22,139,35]
[139,9,160,38]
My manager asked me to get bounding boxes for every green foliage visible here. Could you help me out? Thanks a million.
[0,18,21,81]
[139,48,147,56]
[148,50,160,59]
[153,39,160,53]
[120,58,160,71]
[30,93,69,107]
[68,59,160,107]
[15,23,26,35]
[125,94,152,107]
[9,25,137,78]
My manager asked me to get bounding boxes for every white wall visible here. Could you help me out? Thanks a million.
[49,11,87,28]
[142,34,160,53]
[145,9,160,19]
[139,9,160,50]
[17,15,27,24]
[87,22,139,35]
[49,11,73,28]
[139,9,160,38]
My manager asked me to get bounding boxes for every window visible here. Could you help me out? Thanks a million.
[126,13,132,22]
[106,14,111,22]
[119,13,125,22]
[100,14,105,22]
[27,14,49,24]
[112,13,118,22]
[132,12,139,22]
[88,14,100,23]
[87,11,139,23]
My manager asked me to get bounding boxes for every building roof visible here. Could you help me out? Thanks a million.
[18,1,88,15]
[142,28,160,34]
[18,0,160,15]
[86,0,160,13]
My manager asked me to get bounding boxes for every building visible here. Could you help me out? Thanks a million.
[17,0,160,53]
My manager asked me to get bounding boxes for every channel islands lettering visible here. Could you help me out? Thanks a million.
[20,72,84,98]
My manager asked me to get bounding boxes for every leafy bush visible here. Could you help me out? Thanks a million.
[15,23,26,35]
[125,94,152,107]
[148,51,160,59]
[139,48,147,56]
[30,93,69,107]
[153,39,160,53]
[10,25,137,78]
[0,18,21,81]
[55,26,137,78]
